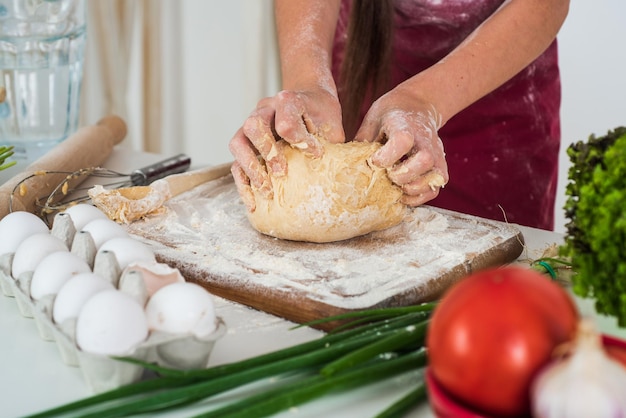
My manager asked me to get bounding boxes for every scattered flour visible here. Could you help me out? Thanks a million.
[126,176,522,311]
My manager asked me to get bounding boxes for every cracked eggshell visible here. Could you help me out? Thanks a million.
[123,261,185,296]
[12,233,68,278]
[52,272,114,324]
[0,211,49,256]
[30,251,92,300]
[63,204,108,231]
[76,289,149,356]
[145,282,217,338]
[98,237,156,271]
[81,218,128,249]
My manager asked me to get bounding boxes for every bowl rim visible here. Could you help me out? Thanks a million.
[425,369,496,418]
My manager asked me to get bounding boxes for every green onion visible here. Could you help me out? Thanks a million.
[25,303,437,418]
[0,145,16,171]
[73,329,420,418]
[195,349,428,418]
[117,309,430,380]
[374,383,428,418]
[321,321,428,377]
[292,302,437,332]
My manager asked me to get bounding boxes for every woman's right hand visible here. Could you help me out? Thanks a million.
[229,87,344,211]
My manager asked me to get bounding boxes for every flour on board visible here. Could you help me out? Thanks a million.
[126,175,522,310]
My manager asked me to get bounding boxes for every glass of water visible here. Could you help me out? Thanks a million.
[0,0,86,179]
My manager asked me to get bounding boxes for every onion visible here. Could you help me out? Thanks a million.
[531,319,626,418]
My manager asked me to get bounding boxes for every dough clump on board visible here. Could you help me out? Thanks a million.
[89,181,169,224]
[247,139,406,243]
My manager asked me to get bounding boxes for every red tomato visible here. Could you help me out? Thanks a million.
[426,266,578,417]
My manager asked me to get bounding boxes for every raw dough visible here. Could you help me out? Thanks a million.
[247,140,407,243]
[88,181,170,224]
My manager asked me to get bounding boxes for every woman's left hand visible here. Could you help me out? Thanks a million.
[355,87,449,206]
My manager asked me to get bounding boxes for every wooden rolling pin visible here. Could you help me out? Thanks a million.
[0,115,127,219]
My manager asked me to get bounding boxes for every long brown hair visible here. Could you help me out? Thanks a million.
[339,0,394,138]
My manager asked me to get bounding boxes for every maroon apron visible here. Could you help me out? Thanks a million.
[332,0,561,230]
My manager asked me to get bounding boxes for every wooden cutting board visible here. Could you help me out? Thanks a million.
[126,174,524,331]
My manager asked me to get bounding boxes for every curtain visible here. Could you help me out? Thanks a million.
[81,0,169,153]
[81,0,279,161]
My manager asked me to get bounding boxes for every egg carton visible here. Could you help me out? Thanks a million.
[0,211,226,394]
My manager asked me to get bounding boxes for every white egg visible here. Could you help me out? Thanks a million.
[30,251,92,300]
[63,204,108,231]
[145,282,217,337]
[76,289,149,356]
[11,233,68,278]
[81,218,128,249]
[99,237,156,271]
[52,273,114,324]
[0,211,49,256]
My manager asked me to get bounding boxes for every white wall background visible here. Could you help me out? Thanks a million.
[555,0,626,232]
[179,0,279,167]
[172,0,625,233]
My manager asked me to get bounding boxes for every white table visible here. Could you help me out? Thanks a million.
[1,148,623,418]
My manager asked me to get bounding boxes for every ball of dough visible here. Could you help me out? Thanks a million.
[247,139,406,243]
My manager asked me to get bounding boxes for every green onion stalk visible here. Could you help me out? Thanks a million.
[0,145,16,171]
[25,303,436,418]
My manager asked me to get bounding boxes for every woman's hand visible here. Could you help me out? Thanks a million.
[348,0,569,208]
[355,87,449,207]
[229,1,342,211]
[229,87,344,211]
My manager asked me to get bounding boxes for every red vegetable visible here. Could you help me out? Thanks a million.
[426,266,578,417]
[604,336,626,368]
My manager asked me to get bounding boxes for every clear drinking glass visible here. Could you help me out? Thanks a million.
[0,0,86,180]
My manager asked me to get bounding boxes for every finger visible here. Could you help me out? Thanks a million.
[268,139,289,177]
[371,129,415,168]
[353,107,382,144]
[242,107,288,177]
[320,117,346,144]
[401,187,441,207]
[274,91,324,158]
[387,149,436,185]
[401,170,447,196]
[231,162,257,212]
[302,110,346,146]
[229,128,272,198]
